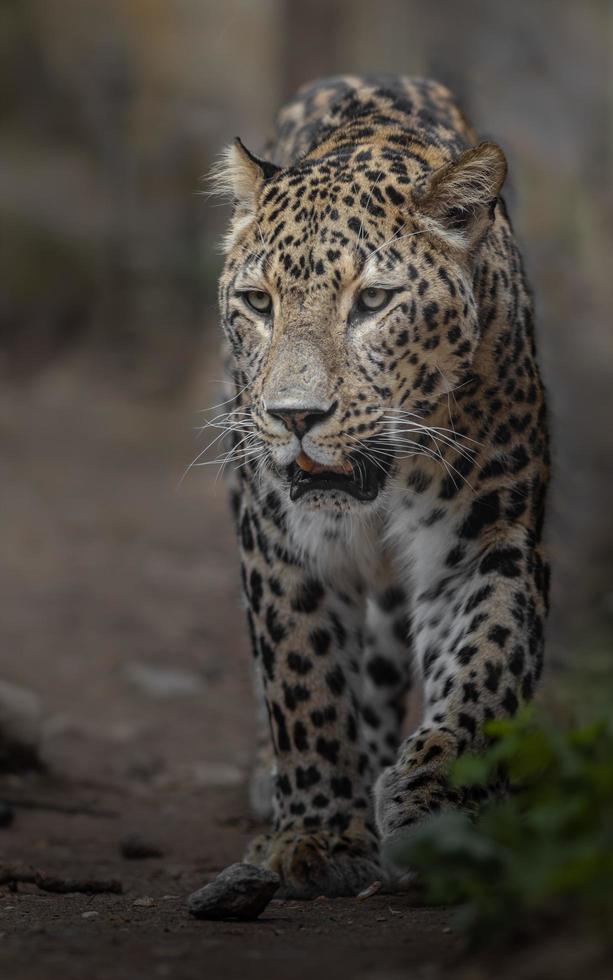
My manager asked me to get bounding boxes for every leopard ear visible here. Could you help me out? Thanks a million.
[415,142,507,250]
[209,138,280,213]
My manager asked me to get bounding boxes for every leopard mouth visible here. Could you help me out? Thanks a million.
[288,452,390,502]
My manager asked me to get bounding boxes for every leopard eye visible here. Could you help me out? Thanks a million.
[245,290,272,314]
[357,287,390,313]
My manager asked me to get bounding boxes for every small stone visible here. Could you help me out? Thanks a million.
[187,863,280,921]
[81,911,99,919]
[189,762,243,788]
[357,880,382,900]
[132,896,155,908]
[0,679,42,771]
[0,802,15,828]
[120,833,163,860]
[123,662,205,699]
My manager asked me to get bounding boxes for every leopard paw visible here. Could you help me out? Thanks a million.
[375,732,460,844]
[245,829,381,899]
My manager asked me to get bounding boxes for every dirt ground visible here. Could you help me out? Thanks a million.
[0,357,605,980]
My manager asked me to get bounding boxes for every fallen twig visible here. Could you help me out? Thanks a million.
[0,797,118,819]
[0,864,122,894]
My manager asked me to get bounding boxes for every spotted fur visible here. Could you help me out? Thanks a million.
[211,75,550,898]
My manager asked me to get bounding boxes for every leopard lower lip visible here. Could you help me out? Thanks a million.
[288,454,389,502]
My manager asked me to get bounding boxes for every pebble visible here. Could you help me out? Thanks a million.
[133,896,155,908]
[123,661,205,699]
[0,679,42,766]
[120,833,163,859]
[187,863,280,921]
[357,880,382,900]
[81,911,99,919]
[0,802,15,828]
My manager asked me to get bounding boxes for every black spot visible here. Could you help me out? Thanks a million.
[407,469,432,493]
[295,764,320,789]
[458,712,477,737]
[464,584,494,614]
[240,512,254,551]
[446,545,465,568]
[269,576,284,596]
[325,666,345,696]
[393,615,411,644]
[293,720,309,751]
[287,651,313,675]
[277,774,292,796]
[283,682,310,709]
[501,687,519,714]
[272,702,290,752]
[460,492,500,539]
[509,644,525,676]
[488,625,510,648]
[423,646,438,678]
[260,638,275,680]
[248,569,263,613]
[310,629,331,656]
[480,546,523,578]
[346,714,357,742]
[292,578,325,613]
[422,508,445,527]
[266,604,286,643]
[484,660,502,693]
[361,705,381,729]
[366,656,401,687]
[522,672,534,699]
[330,776,353,799]
[229,488,240,522]
[329,612,347,648]
[463,682,479,703]
[494,423,511,445]
[328,812,350,833]
[456,644,478,666]
[316,736,340,764]
[378,586,405,612]
[479,458,507,480]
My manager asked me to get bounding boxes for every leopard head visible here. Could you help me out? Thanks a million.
[216,136,506,511]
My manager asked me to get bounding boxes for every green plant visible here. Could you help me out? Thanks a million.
[393,704,613,945]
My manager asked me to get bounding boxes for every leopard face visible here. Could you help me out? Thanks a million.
[217,137,505,514]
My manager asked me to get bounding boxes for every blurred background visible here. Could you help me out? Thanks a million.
[1,0,612,787]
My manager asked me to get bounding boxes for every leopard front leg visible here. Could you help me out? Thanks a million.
[361,584,413,774]
[375,530,549,855]
[238,494,380,897]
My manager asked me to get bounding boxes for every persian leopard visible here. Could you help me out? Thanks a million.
[209,74,550,898]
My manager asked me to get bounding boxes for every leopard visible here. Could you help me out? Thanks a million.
[209,74,550,899]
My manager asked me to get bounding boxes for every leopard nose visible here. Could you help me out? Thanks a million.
[267,401,337,439]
